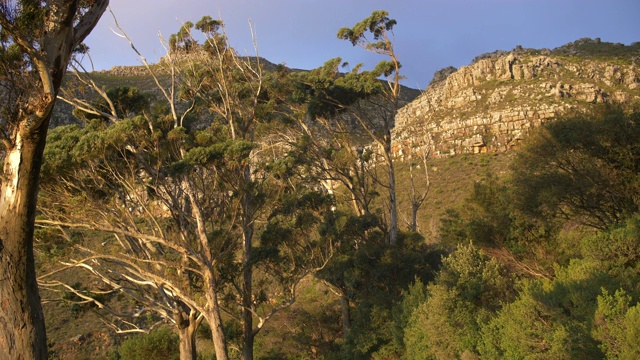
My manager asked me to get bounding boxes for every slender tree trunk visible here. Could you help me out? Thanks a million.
[0,125,50,360]
[411,203,419,233]
[387,153,398,245]
[242,165,255,360]
[340,294,351,340]
[242,229,254,360]
[204,273,229,360]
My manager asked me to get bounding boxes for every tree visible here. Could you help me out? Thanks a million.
[37,16,334,360]
[297,10,403,245]
[316,231,437,358]
[480,259,611,359]
[593,289,640,359]
[337,10,402,245]
[275,12,412,344]
[403,134,431,233]
[511,105,640,230]
[404,243,513,359]
[0,1,108,359]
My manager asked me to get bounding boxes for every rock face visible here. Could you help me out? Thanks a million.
[393,39,640,157]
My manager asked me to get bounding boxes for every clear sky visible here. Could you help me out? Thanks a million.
[82,0,640,90]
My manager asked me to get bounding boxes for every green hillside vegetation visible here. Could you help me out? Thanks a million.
[28,11,640,360]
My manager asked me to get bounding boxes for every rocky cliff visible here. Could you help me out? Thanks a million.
[393,38,640,157]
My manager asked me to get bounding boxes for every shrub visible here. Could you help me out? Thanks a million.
[118,327,179,360]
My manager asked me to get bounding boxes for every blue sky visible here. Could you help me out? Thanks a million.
[82,0,640,89]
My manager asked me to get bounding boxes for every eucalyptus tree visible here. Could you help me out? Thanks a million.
[38,16,333,360]
[291,11,403,245]
[274,12,406,343]
[336,10,403,245]
[0,1,108,358]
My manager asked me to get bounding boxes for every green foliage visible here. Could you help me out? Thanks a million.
[404,243,513,359]
[118,328,179,360]
[480,259,612,359]
[0,1,46,43]
[170,21,196,52]
[438,174,560,274]
[72,86,150,122]
[337,10,396,50]
[195,16,222,35]
[580,214,640,280]
[511,105,640,229]
[292,57,382,119]
[318,230,440,359]
[593,289,640,359]
[438,178,515,249]
[393,279,428,350]
[41,124,88,178]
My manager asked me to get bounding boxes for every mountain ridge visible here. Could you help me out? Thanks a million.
[393,38,640,158]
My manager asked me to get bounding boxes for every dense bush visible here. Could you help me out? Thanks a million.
[118,328,180,360]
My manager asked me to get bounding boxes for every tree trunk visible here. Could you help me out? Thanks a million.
[205,274,229,360]
[411,203,419,233]
[175,303,199,360]
[242,247,255,360]
[0,126,50,360]
[340,294,351,340]
[0,3,108,359]
[177,320,197,360]
[387,155,398,245]
[241,165,255,360]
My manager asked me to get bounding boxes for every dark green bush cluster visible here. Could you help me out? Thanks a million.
[117,328,179,360]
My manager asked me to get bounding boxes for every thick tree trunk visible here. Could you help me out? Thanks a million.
[174,303,199,360]
[177,320,197,360]
[0,126,49,360]
[0,3,108,359]
[242,244,254,360]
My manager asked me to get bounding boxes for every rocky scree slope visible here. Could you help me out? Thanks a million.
[393,38,640,157]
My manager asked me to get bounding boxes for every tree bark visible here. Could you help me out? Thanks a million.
[0,126,49,360]
[411,203,419,233]
[340,294,351,340]
[0,2,108,358]
[242,231,255,360]
[176,308,198,360]
[241,165,255,360]
[386,146,398,245]
[205,273,230,360]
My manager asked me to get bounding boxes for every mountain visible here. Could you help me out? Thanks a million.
[393,38,640,157]
[40,37,640,359]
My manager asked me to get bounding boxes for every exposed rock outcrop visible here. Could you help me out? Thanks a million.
[394,40,640,157]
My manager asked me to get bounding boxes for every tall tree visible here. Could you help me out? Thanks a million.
[0,1,108,359]
[294,11,404,245]
[37,16,333,360]
[337,10,402,244]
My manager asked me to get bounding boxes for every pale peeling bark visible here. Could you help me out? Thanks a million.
[0,127,49,360]
[204,272,230,360]
[178,325,197,360]
[3,132,22,202]
[0,1,109,359]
